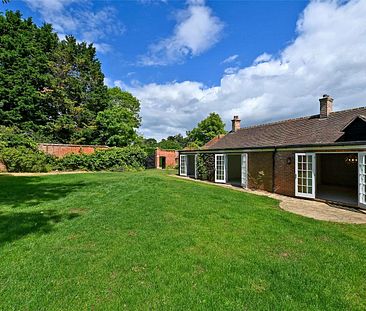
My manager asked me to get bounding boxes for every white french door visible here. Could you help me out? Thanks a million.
[241,153,248,188]
[180,155,187,176]
[358,153,366,208]
[295,153,316,198]
[215,154,226,183]
[194,154,198,179]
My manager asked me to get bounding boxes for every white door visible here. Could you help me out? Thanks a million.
[358,152,366,208]
[180,155,187,176]
[215,154,226,183]
[295,153,316,198]
[241,153,248,188]
[194,154,198,179]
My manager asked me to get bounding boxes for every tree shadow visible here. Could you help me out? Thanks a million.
[0,175,89,208]
[0,209,82,246]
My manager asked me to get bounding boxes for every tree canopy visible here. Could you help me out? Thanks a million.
[0,11,141,147]
[186,113,226,147]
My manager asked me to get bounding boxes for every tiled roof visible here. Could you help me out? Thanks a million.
[202,134,226,149]
[207,106,366,150]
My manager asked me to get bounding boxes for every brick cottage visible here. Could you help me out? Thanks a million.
[179,95,366,209]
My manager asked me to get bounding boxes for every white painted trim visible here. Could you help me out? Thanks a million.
[358,152,366,209]
[180,155,187,176]
[215,154,226,183]
[295,153,316,199]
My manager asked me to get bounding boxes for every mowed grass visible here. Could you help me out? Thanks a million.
[0,170,365,310]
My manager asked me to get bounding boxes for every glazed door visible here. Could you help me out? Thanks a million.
[215,154,226,183]
[358,153,366,208]
[295,153,316,198]
[241,153,248,188]
[180,155,187,176]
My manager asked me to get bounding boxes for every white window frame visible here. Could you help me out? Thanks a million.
[180,155,187,176]
[241,153,248,188]
[358,152,366,208]
[295,153,316,199]
[215,154,226,183]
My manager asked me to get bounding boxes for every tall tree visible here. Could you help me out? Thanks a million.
[47,36,108,143]
[108,87,140,115]
[0,11,58,136]
[92,86,141,146]
[158,134,186,150]
[186,113,226,147]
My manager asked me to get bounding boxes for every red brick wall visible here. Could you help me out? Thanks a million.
[248,152,273,192]
[38,143,109,158]
[0,161,6,172]
[274,151,295,196]
[155,148,178,168]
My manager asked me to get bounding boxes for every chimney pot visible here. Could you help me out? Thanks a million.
[231,116,241,132]
[319,94,333,118]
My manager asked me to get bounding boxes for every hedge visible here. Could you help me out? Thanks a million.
[1,146,55,172]
[56,146,147,171]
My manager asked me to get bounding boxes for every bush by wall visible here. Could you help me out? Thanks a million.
[1,146,55,172]
[0,125,148,172]
[196,153,215,181]
[56,146,147,171]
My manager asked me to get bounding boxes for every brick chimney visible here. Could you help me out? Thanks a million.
[231,115,241,132]
[319,94,333,118]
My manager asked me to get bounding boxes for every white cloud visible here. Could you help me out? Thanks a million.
[122,0,366,140]
[139,0,224,66]
[224,67,239,75]
[23,0,125,54]
[222,54,239,64]
[254,53,272,64]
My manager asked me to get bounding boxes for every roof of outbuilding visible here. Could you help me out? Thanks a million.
[207,106,366,150]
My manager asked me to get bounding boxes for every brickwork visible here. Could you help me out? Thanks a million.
[38,143,108,158]
[274,151,295,197]
[248,152,273,192]
[0,161,6,172]
[155,148,178,168]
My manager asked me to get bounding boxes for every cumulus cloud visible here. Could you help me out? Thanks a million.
[23,0,125,54]
[139,0,224,65]
[254,53,272,64]
[123,0,366,140]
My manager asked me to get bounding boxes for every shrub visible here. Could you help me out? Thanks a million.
[0,146,55,172]
[57,146,147,171]
[0,126,37,150]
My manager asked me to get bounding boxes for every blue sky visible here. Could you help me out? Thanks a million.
[3,0,366,139]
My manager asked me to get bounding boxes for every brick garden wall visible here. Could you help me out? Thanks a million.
[248,152,273,192]
[38,143,108,158]
[155,148,178,168]
[274,151,295,197]
[0,161,6,172]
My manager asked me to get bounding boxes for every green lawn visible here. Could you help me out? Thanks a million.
[0,170,365,310]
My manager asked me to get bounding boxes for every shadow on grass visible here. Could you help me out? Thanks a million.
[0,209,81,246]
[0,175,88,208]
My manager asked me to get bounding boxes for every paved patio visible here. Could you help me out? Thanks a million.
[174,175,366,224]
